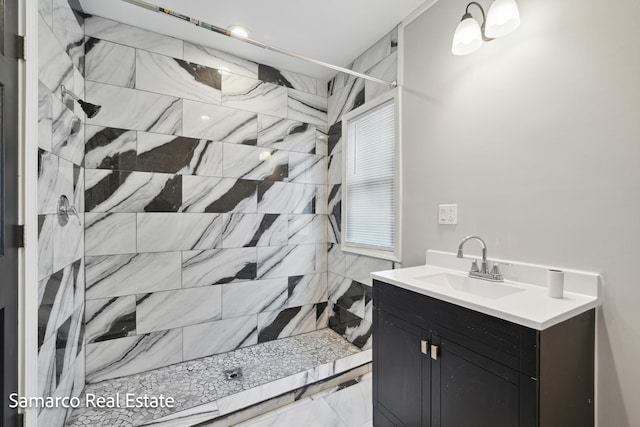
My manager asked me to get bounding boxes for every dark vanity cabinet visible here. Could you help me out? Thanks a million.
[373,280,595,427]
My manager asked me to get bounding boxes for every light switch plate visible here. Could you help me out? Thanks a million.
[439,204,457,225]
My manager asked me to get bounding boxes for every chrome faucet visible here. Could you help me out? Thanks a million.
[456,236,503,282]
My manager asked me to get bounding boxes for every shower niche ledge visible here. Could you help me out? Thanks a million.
[67,329,371,427]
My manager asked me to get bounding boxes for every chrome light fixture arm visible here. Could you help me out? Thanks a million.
[463,2,494,42]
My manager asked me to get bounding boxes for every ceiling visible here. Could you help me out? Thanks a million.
[77,0,428,80]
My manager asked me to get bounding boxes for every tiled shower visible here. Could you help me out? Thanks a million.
[37,0,397,425]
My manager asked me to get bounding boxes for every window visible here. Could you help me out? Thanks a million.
[342,89,400,262]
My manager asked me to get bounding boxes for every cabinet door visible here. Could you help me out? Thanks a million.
[374,308,428,426]
[431,334,520,427]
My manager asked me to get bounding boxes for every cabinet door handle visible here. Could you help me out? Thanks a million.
[431,344,439,360]
[421,340,429,355]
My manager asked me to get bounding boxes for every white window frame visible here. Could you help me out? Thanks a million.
[341,88,402,262]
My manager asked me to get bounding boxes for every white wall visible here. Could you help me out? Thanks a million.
[402,0,640,425]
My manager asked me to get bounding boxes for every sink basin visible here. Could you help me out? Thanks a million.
[413,273,526,299]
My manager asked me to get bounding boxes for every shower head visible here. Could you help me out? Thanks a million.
[61,85,102,118]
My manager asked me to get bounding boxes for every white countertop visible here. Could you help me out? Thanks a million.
[371,253,602,330]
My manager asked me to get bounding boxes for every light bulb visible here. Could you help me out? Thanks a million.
[485,0,521,38]
[228,26,250,39]
[452,16,482,56]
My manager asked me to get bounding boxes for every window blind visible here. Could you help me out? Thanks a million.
[345,100,396,251]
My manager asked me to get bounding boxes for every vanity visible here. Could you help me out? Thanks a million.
[371,249,601,427]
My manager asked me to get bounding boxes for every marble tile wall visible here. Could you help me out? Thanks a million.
[325,27,400,350]
[37,0,86,425]
[82,16,331,382]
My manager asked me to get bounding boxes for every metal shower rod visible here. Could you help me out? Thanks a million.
[122,0,398,87]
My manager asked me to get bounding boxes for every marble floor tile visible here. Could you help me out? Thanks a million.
[239,396,347,427]
[323,377,373,427]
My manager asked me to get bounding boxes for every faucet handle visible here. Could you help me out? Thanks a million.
[470,259,480,273]
[490,263,504,281]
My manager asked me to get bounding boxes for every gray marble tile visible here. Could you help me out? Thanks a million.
[85,169,182,213]
[85,37,136,88]
[86,328,183,383]
[84,125,137,171]
[52,96,84,166]
[182,100,258,144]
[329,277,366,319]
[222,278,288,319]
[39,82,53,152]
[86,296,136,344]
[328,78,365,126]
[364,51,398,103]
[39,0,53,27]
[288,214,327,245]
[86,81,182,135]
[327,121,342,156]
[136,213,222,252]
[38,14,74,96]
[257,245,317,279]
[257,115,316,154]
[287,273,328,307]
[328,154,342,185]
[221,214,287,248]
[85,16,183,58]
[287,89,328,127]
[182,247,257,287]
[257,181,320,214]
[85,213,136,256]
[257,304,317,343]
[136,286,222,333]
[51,0,84,72]
[181,177,257,213]
[72,165,84,214]
[85,252,182,300]
[137,132,222,176]
[258,64,319,95]
[223,143,288,181]
[345,253,393,286]
[222,74,288,118]
[38,215,55,280]
[184,42,258,79]
[136,50,222,104]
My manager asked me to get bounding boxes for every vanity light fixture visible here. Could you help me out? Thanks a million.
[451,0,520,56]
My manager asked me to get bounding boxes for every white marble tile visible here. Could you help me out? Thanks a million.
[181,176,257,213]
[317,80,329,98]
[183,315,258,361]
[38,14,74,96]
[315,185,328,215]
[328,154,342,185]
[38,215,55,280]
[287,89,328,127]
[85,16,183,58]
[85,169,181,213]
[345,253,393,286]
[258,64,319,95]
[287,273,328,307]
[51,96,84,166]
[328,275,365,318]
[86,329,182,383]
[51,0,84,72]
[365,52,398,103]
[257,115,316,154]
[85,252,182,300]
[38,333,56,398]
[288,215,327,245]
[257,304,317,343]
[323,378,372,427]
[84,125,137,171]
[257,245,317,279]
[222,74,288,118]
[38,82,53,152]
[184,42,258,78]
[221,214,287,248]
[136,50,222,104]
[85,213,136,256]
[137,213,222,252]
[136,286,222,334]
[223,143,288,181]
[86,81,182,135]
[315,129,329,160]
[85,295,136,344]
[288,152,307,183]
[314,349,373,383]
[327,244,346,276]
[182,99,258,144]
[222,278,288,319]
[85,37,136,88]
[39,0,53,27]
[182,247,257,287]
[52,206,84,272]
[352,32,392,74]
[72,68,85,122]
[328,78,365,126]
[257,182,319,214]
[135,400,220,427]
